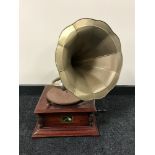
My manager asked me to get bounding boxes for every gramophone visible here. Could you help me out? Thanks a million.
[32,18,123,137]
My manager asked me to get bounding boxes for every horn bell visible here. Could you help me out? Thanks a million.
[55,18,123,101]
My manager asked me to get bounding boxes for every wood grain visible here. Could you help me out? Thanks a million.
[32,86,99,138]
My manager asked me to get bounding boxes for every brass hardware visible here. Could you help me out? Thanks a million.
[52,77,66,90]
[37,115,43,128]
[55,18,123,102]
[89,113,94,126]
[61,115,73,123]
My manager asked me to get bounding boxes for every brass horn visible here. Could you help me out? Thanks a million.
[48,18,123,104]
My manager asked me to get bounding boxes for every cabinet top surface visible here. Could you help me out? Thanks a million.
[34,86,96,114]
